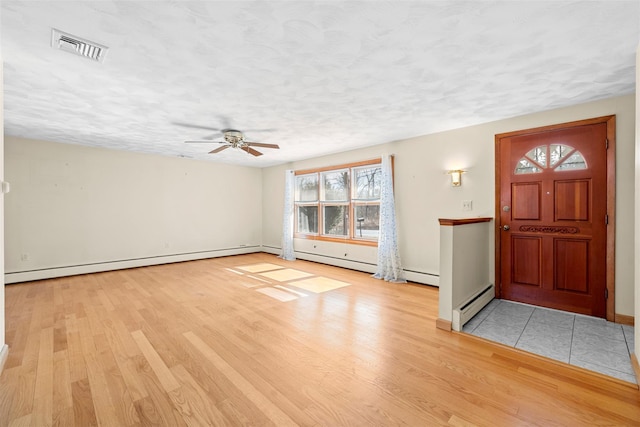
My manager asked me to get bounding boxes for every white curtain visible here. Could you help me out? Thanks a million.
[373,155,406,283]
[280,170,296,261]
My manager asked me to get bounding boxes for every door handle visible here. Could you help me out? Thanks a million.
[503,225,510,231]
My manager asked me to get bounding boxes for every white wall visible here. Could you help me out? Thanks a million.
[450,222,492,309]
[262,94,636,316]
[5,137,263,282]
[0,55,7,365]
[634,44,639,357]
[438,220,494,331]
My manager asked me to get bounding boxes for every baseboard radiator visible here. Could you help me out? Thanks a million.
[5,246,261,284]
[261,246,439,286]
[452,284,494,331]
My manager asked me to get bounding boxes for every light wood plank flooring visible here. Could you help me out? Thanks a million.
[1,253,639,426]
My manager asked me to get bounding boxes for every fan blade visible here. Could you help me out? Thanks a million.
[245,142,280,149]
[184,140,226,144]
[241,146,263,157]
[209,145,230,154]
[200,132,224,140]
[218,115,232,130]
[173,122,222,132]
[244,128,277,133]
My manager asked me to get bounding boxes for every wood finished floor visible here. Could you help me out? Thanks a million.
[1,253,639,426]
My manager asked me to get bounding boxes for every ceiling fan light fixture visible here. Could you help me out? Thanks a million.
[181,122,279,157]
[223,129,244,145]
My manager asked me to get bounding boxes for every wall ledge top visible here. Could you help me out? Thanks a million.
[438,217,494,226]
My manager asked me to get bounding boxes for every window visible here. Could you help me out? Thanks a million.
[515,144,587,174]
[295,174,319,233]
[294,159,382,245]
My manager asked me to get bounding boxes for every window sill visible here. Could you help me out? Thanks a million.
[294,234,379,247]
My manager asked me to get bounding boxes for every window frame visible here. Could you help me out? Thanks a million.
[514,144,588,174]
[294,158,384,247]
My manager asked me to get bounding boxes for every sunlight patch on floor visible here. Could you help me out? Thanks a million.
[238,281,262,288]
[246,274,273,284]
[260,269,313,282]
[230,263,351,302]
[288,277,351,293]
[236,263,284,273]
[256,287,299,302]
[274,285,308,297]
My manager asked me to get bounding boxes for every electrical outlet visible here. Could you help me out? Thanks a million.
[462,200,473,211]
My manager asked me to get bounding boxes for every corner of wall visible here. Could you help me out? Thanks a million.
[634,43,639,358]
[0,344,8,376]
[1,56,6,355]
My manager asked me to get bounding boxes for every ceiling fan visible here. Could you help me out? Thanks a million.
[176,122,279,157]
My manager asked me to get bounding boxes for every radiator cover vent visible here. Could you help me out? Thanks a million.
[51,28,108,63]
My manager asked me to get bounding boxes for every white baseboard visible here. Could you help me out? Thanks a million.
[261,245,281,257]
[0,344,9,376]
[261,246,439,287]
[6,245,440,287]
[5,246,261,284]
[404,270,439,287]
[295,251,379,274]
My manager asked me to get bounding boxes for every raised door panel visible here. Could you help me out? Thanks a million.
[512,182,541,220]
[511,236,541,286]
[555,180,590,221]
[554,239,589,293]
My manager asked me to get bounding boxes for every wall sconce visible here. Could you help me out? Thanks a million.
[448,170,465,187]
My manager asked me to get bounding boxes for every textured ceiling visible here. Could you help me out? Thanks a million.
[2,1,639,167]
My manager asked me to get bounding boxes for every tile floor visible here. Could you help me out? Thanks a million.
[463,299,637,384]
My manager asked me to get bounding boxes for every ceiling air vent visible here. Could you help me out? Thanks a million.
[51,28,108,63]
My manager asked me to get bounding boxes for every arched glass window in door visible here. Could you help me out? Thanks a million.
[515,144,587,174]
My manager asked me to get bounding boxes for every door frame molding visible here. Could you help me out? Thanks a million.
[494,115,616,321]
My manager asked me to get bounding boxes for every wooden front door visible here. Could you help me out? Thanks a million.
[496,116,615,319]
